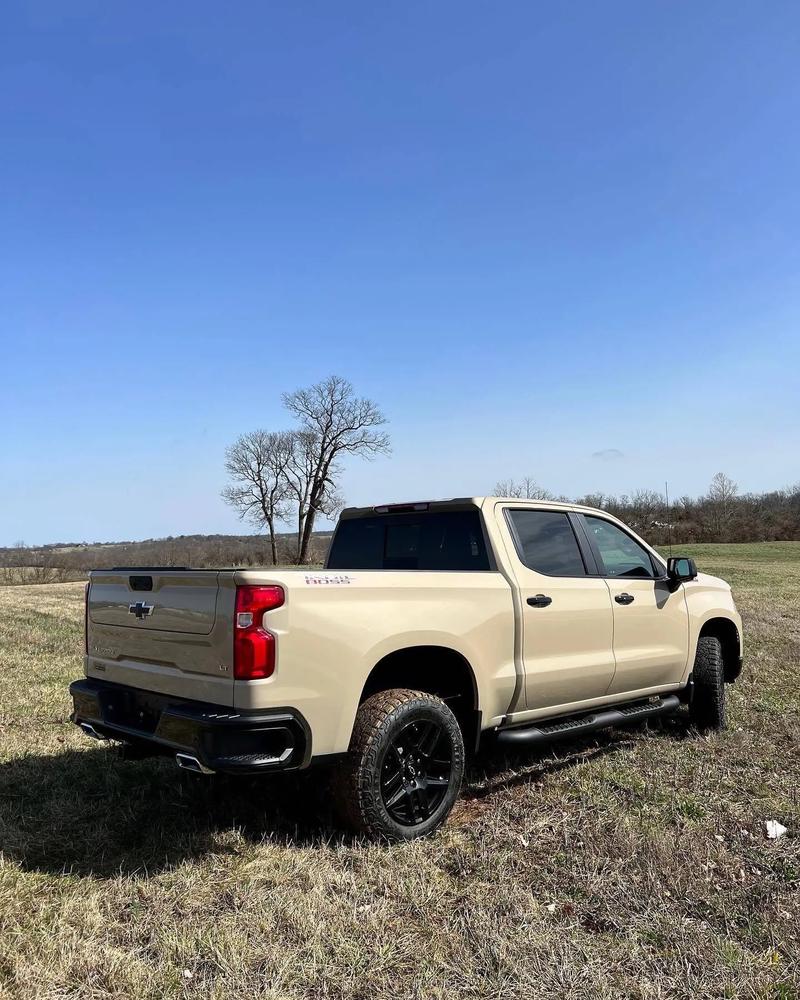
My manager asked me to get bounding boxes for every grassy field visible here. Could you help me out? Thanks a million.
[0,543,798,999]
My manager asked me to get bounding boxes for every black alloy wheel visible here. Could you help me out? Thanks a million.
[379,718,453,826]
[335,688,466,841]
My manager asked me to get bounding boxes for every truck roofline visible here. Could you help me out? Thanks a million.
[339,497,610,518]
[339,498,480,518]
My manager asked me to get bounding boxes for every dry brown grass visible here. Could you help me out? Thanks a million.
[0,545,798,999]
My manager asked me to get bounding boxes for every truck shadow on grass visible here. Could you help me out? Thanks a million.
[0,715,695,879]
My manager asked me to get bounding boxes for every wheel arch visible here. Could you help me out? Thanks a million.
[359,645,481,751]
[698,616,742,682]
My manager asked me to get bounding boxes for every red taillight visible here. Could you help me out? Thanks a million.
[233,585,284,680]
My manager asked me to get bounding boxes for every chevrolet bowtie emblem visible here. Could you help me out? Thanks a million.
[128,601,154,620]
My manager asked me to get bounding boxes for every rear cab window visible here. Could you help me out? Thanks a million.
[326,510,491,571]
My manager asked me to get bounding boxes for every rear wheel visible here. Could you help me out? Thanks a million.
[689,635,726,730]
[336,688,465,841]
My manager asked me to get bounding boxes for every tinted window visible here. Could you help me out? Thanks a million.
[583,516,655,578]
[507,510,586,576]
[327,511,491,571]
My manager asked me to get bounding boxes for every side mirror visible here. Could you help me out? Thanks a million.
[667,556,697,586]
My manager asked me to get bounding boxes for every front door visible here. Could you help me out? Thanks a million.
[578,515,690,693]
[501,507,616,711]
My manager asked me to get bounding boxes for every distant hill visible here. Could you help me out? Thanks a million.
[0,531,334,584]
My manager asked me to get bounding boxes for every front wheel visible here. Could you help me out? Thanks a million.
[335,688,465,841]
[689,635,726,730]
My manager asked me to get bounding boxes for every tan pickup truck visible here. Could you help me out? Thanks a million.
[71,498,743,840]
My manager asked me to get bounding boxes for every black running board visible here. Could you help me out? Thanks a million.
[496,694,681,747]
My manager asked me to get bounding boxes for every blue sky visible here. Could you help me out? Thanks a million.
[1,2,799,545]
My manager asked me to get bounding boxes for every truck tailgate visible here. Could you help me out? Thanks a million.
[85,570,236,705]
[90,571,219,633]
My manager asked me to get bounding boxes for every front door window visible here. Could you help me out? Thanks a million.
[583,516,657,578]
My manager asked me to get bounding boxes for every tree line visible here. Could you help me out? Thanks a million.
[4,471,799,585]
[495,472,800,546]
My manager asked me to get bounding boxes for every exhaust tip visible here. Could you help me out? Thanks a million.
[79,722,107,741]
[175,753,215,775]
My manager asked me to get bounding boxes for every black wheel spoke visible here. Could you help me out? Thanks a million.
[384,783,409,810]
[412,783,429,819]
[382,768,403,795]
[424,775,450,788]
[429,755,452,769]
[415,720,441,758]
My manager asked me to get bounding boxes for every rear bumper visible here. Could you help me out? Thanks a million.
[69,678,311,773]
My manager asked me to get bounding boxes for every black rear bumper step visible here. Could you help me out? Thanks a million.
[496,694,681,747]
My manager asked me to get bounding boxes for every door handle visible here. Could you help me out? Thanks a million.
[527,594,552,608]
[615,593,635,605]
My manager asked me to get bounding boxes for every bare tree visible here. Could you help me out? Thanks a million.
[283,376,390,563]
[707,471,738,540]
[708,471,738,505]
[221,430,295,564]
[282,430,346,559]
[626,489,665,532]
[575,492,611,509]
[494,477,554,500]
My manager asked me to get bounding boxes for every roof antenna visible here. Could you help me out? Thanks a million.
[664,480,674,559]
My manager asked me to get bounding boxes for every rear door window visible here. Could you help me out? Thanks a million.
[506,509,587,576]
[327,510,491,571]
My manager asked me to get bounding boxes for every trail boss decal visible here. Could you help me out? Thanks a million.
[304,574,354,586]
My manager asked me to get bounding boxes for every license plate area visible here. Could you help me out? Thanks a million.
[99,686,163,734]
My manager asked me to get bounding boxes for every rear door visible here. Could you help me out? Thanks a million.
[86,570,236,704]
[577,515,689,693]
[502,507,616,711]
